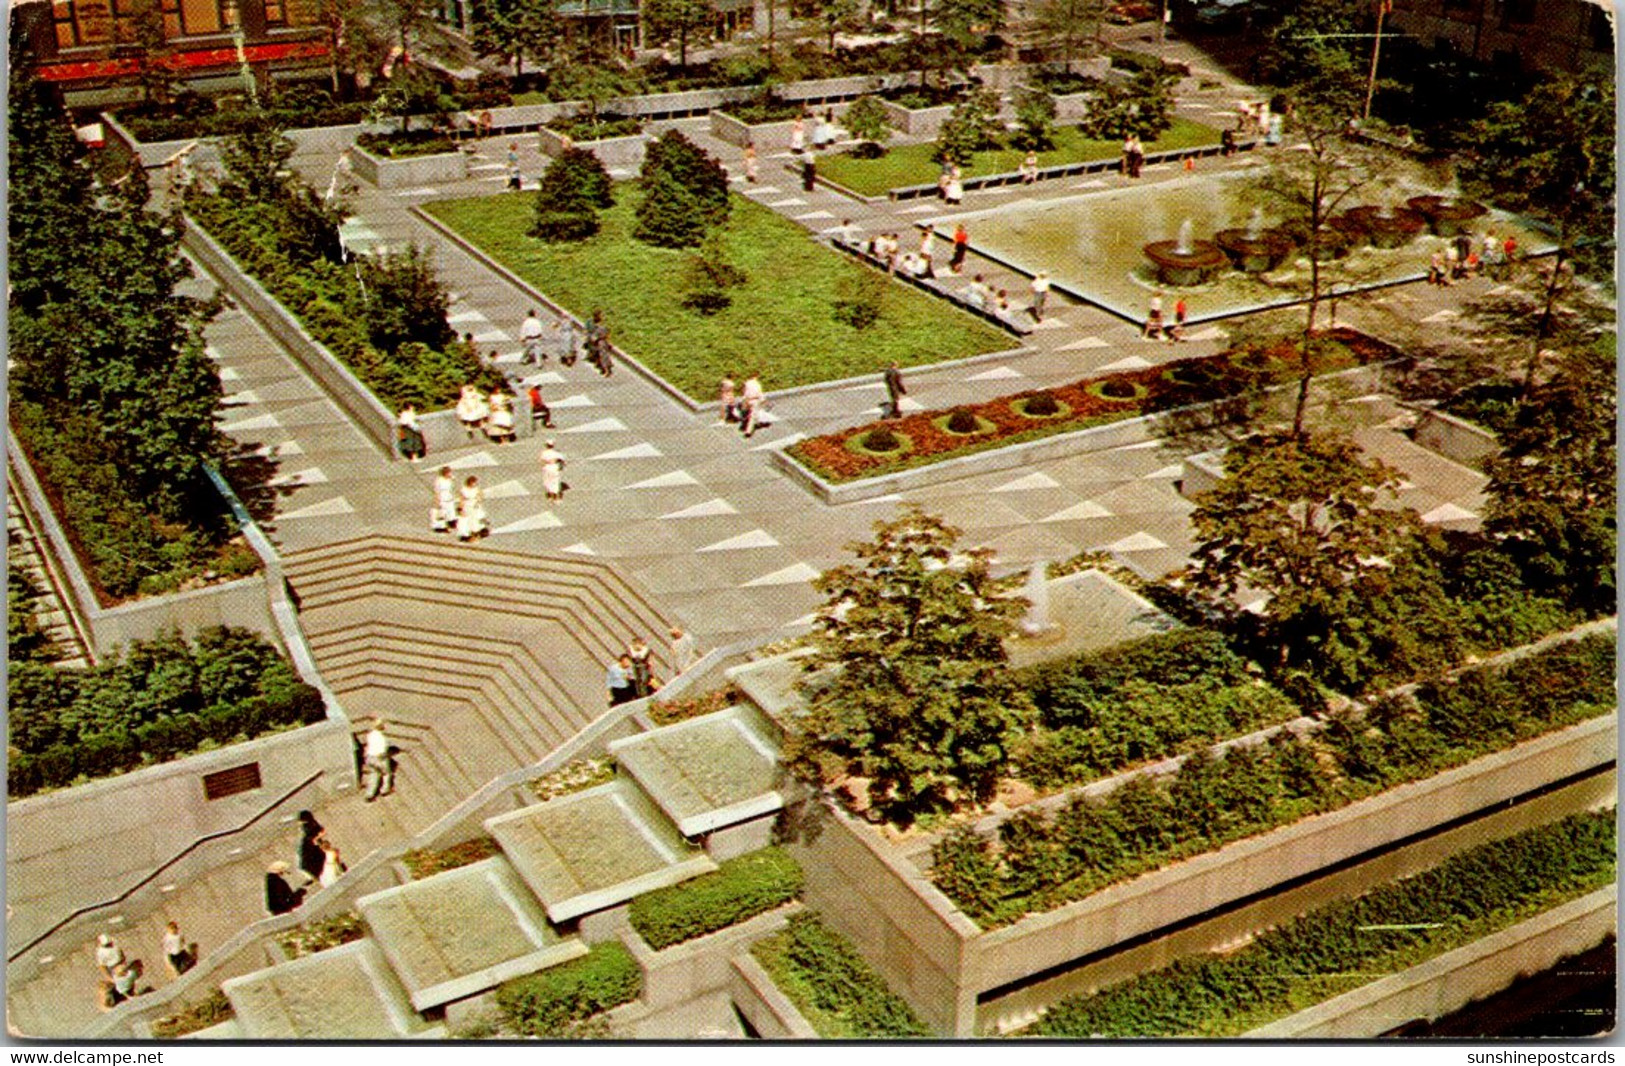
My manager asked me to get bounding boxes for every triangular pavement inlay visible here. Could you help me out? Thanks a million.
[742,562,821,587]
[1096,355,1154,372]
[1041,501,1113,522]
[219,412,282,433]
[561,417,628,433]
[660,498,738,519]
[445,451,499,470]
[550,394,597,408]
[1057,337,1110,351]
[1144,463,1185,479]
[519,372,567,386]
[484,479,531,499]
[966,365,1024,381]
[492,511,563,534]
[751,433,804,451]
[624,470,699,489]
[1421,502,1478,524]
[1421,309,1461,323]
[218,366,241,381]
[223,389,261,405]
[1184,326,1228,342]
[586,442,663,460]
[267,466,329,488]
[992,472,1061,493]
[279,495,355,520]
[1105,531,1167,552]
[697,529,780,552]
[560,542,596,555]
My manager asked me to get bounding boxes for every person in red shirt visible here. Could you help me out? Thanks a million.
[950,224,970,274]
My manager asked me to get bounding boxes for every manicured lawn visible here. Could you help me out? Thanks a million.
[424,189,1011,399]
[818,117,1223,196]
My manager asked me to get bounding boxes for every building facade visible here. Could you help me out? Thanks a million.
[1385,0,1614,76]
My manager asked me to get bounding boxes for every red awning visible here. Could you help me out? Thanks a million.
[38,38,329,82]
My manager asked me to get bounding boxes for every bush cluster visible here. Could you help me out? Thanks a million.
[354,130,460,159]
[531,147,614,243]
[629,847,804,950]
[402,837,502,880]
[931,632,1613,926]
[634,130,731,249]
[149,991,235,1039]
[546,113,645,141]
[8,564,53,665]
[752,913,928,1037]
[117,87,373,142]
[1035,809,1617,1037]
[496,942,642,1037]
[7,626,325,797]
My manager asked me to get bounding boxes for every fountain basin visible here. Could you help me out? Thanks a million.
[1143,239,1229,286]
[1304,226,1355,261]
[1214,227,1295,272]
[1406,195,1488,237]
[1344,206,1427,249]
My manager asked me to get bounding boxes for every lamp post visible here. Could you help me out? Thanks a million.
[1362,0,1389,122]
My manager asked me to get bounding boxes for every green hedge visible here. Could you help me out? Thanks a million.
[1033,809,1617,1037]
[496,942,642,1037]
[752,913,928,1038]
[7,625,325,797]
[630,847,804,950]
[932,632,1614,927]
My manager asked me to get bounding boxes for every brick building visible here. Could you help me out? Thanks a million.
[1385,0,1614,77]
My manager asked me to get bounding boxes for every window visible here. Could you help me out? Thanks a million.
[202,762,263,800]
[54,0,78,47]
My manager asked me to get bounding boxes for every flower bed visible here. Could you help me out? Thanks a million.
[649,683,743,726]
[278,912,366,959]
[546,113,645,141]
[1030,809,1617,1037]
[789,328,1398,482]
[402,837,503,880]
[149,990,235,1039]
[354,130,461,159]
[528,756,617,802]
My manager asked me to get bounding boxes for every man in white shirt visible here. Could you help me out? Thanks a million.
[520,309,546,364]
[964,275,991,310]
[669,627,700,673]
[1029,271,1051,322]
[363,719,394,801]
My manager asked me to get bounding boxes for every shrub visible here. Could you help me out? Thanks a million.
[859,427,902,451]
[679,231,747,314]
[150,991,234,1039]
[752,913,929,1038]
[402,837,503,880]
[933,88,1004,165]
[531,148,610,243]
[945,408,981,434]
[278,912,366,958]
[546,113,644,140]
[1019,392,1061,416]
[629,847,804,949]
[358,245,453,352]
[842,95,893,152]
[496,942,642,1036]
[832,268,887,329]
[8,564,53,664]
[1010,86,1058,152]
[635,130,730,248]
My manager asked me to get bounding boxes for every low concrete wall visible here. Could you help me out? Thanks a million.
[183,213,397,457]
[710,110,798,150]
[1247,886,1618,1038]
[350,144,470,189]
[1414,408,1499,470]
[536,126,650,168]
[622,903,799,1013]
[729,955,820,1038]
[881,98,957,136]
[773,363,1387,504]
[79,574,276,655]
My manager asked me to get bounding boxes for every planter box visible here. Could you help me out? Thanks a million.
[1414,407,1499,470]
[537,125,650,169]
[349,144,469,189]
[622,903,800,1014]
[729,955,820,1038]
[709,110,802,151]
[880,98,958,137]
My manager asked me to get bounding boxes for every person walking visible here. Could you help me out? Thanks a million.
[1170,296,1188,342]
[162,922,194,978]
[741,372,766,438]
[883,361,907,419]
[1129,134,1145,177]
[456,384,489,441]
[718,374,738,424]
[945,164,964,205]
[586,310,612,376]
[801,154,817,193]
[1428,249,1446,286]
[95,935,125,981]
[362,719,394,800]
[743,141,759,183]
[627,636,656,698]
[296,810,326,886]
[1028,271,1050,322]
[396,405,426,462]
[1144,292,1164,340]
[949,223,969,273]
[317,836,346,888]
[265,861,303,915]
[538,439,566,502]
[789,115,806,154]
[668,627,699,674]
[919,225,935,258]
[485,390,516,444]
[606,655,634,706]
[432,466,458,533]
[456,475,488,541]
[520,309,546,364]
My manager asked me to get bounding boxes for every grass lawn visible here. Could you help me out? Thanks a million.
[818,117,1223,197]
[424,188,1011,399]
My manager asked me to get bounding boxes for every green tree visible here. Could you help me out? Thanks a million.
[841,94,893,157]
[1009,84,1056,152]
[932,86,1002,165]
[128,0,177,106]
[1256,0,1361,98]
[1027,0,1104,73]
[531,146,611,241]
[374,62,455,133]
[920,0,1003,88]
[642,0,714,68]
[679,230,747,314]
[1185,431,1437,684]
[788,507,1034,823]
[358,245,453,352]
[471,0,566,78]
[634,130,730,248]
[803,0,860,51]
[548,62,639,125]
[1077,67,1174,141]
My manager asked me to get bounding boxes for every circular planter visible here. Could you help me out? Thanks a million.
[1344,206,1427,249]
[1214,228,1295,273]
[932,412,998,437]
[1086,379,1150,404]
[845,428,914,457]
[1142,239,1229,286]
[1010,396,1073,420]
[1162,362,1224,389]
[1406,195,1489,237]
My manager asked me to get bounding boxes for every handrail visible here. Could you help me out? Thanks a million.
[8,771,324,965]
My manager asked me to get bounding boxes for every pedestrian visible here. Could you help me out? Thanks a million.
[719,374,738,423]
[431,466,458,533]
[741,372,765,438]
[945,164,964,205]
[162,921,194,978]
[668,626,699,674]
[1428,249,1446,286]
[789,114,806,155]
[95,935,125,980]
[296,809,326,886]
[1169,296,1187,342]
[964,274,991,310]
[881,232,900,273]
[1502,234,1518,275]
[586,310,612,376]
[1144,292,1164,340]
[919,225,935,258]
[1122,134,1136,177]
[538,439,566,502]
[607,655,634,706]
[485,390,516,444]
[883,361,907,419]
[1221,126,1236,156]
[832,217,860,244]
[1129,134,1144,177]
[813,110,834,151]
[949,223,969,273]
[506,141,522,189]
[1483,231,1502,280]
[362,719,394,800]
[457,475,488,541]
[1028,271,1050,322]
[743,141,759,183]
[265,861,303,915]
[1443,242,1459,284]
[317,835,346,888]
[627,636,656,698]
[1453,231,1474,272]
[1020,150,1039,184]
[396,405,426,462]
[521,309,546,364]
[801,154,817,193]
[112,961,139,1003]
[456,384,489,441]
[527,384,553,429]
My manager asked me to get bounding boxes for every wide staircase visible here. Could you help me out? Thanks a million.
[282,534,680,832]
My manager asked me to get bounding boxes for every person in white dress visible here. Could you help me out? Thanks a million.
[741,373,766,438]
[486,390,515,444]
[789,115,806,154]
[456,384,489,441]
[317,837,345,888]
[432,466,458,532]
[457,475,487,540]
[538,440,566,502]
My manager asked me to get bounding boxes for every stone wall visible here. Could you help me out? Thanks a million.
[349,145,470,189]
[1414,408,1499,470]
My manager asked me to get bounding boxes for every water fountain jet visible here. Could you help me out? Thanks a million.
[1143,217,1227,286]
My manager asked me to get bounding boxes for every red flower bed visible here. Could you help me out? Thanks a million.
[789,329,1399,482]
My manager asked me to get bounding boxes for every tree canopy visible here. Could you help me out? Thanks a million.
[641,0,714,67]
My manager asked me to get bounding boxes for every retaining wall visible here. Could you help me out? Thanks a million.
[880,98,957,137]
[729,955,820,1038]
[349,145,470,188]
[621,903,800,1016]
[536,126,651,168]
[1414,407,1499,470]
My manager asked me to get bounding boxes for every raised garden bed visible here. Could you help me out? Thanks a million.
[402,837,503,880]
[751,913,929,1038]
[788,328,1397,483]
[350,140,469,188]
[355,130,461,158]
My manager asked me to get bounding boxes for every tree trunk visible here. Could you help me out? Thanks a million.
[679,26,688,67]
[1523,242,1568,399]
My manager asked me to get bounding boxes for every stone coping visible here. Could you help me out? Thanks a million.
[486,780,718,923]
[610,705,785,837]
[357,856,588,1010]
[730,954,821,1039]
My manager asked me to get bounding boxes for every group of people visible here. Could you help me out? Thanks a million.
[265,809,349,918]
[519,307,611,373]
[454,385,518,445]
[717,372,768,437]
[788,111,840,156]
[94,924,194,1011]
[1120,134,1146,178]
[1143,292,1189,342]
[606,629,700,706]
[1429,231,1517,287]
[432,467,493,540]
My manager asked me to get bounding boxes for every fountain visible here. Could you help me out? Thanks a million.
[1143,218,1229,286]
[1215,206,1295,273]
[1344,204,1427,249]
[1018,562,1055,637]
[1405,195,1488,237]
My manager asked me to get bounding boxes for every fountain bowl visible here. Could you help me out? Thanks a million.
[1405,195,1489,237]
[1344,206,1427,249]
[1142,239,1229,286]
[1213,227,1295,273]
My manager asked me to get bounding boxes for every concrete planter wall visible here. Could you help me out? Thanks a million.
[621,903,800,1015]
[710,108,846,150]
[1247,887,1617,1038]
[880,98,958,136]
[537,125,651,168]
[773,364,1388,505]
[1414,408,1499,470]
[182,215,398,456]
[729,955,821,1038]
[349,144,470,189]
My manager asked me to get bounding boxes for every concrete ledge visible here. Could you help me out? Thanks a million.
[710,110,798,150]
[730,954,820,1038]
[1246,886,1618,1038]
[624,902,800,1013]
[350,144,469,189]
[1414,407,1498,470]
[183,213,397,456]
[881,98,956,137]
[537,126,650,168]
